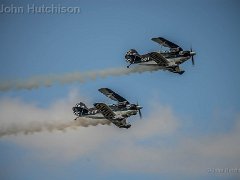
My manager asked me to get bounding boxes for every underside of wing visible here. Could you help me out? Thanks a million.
[94,103,131,129]
[148,52,169,66]
[151,37,182,51]
[98,88,129,104]
[112,119,131,128]
[94,103,116,120]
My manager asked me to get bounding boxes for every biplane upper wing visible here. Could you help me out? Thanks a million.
[148,52,169,66]
[151,37,183,51]
[98,88,130,104]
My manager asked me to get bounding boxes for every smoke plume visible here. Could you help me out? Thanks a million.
[0,118,111,137]
[0,66,161,91]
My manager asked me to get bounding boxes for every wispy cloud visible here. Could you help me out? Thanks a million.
[0,90,239,177]
[0,89,110,138]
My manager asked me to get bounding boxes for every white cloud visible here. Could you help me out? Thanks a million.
[97,118,240,176]
[0,90,239,177]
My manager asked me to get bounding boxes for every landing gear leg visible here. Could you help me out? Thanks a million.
[127,63,132,68]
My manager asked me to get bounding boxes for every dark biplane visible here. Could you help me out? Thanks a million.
[125,37,196,74]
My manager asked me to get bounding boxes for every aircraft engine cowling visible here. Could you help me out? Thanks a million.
[179,51,190,56]
[125,49,142,63]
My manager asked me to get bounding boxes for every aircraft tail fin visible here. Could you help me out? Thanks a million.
[72,102,89,116]
[125,49,142,64]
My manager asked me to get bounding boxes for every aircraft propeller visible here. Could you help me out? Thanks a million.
[190,47,196,66]
[136,101,142,119]
[139,108,142,119]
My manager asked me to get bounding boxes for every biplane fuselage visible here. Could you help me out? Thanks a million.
[75,107,138,119]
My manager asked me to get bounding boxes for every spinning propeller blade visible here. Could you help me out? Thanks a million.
[192,56,195,66]
[139,109,142,119]
[190,47,195,66]
[136,101,142,119]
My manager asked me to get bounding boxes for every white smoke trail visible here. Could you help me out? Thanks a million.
[0,66,162,91]
[0,118,111,137]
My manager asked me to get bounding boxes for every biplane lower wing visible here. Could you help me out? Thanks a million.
[94,103,131,128]
[149,52,169,66]
[94,103,115,120]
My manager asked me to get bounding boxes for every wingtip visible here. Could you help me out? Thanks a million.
[151,37,157,41]
[151,37,163,40]
[99,87,109,91]
[98,87,108,92]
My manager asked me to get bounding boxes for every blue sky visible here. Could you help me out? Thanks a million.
[0,0,240,180]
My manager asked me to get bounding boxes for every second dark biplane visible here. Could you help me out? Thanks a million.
[125,37,196,74]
